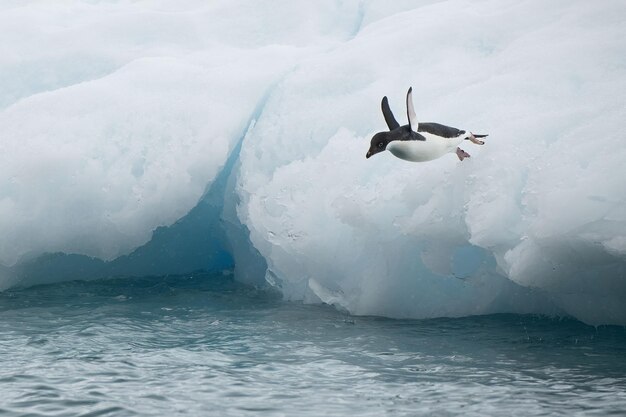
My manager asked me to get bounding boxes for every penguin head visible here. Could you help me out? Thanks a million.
[366,132,390,159]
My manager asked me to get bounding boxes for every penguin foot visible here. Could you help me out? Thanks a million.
[469,133,485,145]
[456,147,471,161]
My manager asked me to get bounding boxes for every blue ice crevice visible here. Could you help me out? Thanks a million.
[6,91,273,290]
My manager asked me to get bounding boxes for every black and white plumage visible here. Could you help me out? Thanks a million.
[366,88,487,162]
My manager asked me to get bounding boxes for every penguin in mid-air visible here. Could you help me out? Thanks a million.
[366,87,487,162]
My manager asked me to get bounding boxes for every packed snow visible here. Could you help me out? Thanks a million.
[0,0,624,325]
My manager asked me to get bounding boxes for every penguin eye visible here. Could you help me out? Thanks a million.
[377,142,384,149]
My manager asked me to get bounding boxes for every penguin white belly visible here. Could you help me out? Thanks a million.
[387,133,463,162]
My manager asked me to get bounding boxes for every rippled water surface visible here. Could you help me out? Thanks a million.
[1,274,625,416]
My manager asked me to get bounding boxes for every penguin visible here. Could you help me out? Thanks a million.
[366,87,487,162]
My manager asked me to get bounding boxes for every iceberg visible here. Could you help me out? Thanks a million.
[0,0,624,325]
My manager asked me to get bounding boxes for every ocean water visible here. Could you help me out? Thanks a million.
[1,273,625,416]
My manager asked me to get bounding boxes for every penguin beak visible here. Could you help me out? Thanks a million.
[366,151,372,159]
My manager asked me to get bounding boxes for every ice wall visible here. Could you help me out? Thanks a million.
[0,0,382,285]
[234,0,626,324]
[1,1,625,325]
[0,0,356,266]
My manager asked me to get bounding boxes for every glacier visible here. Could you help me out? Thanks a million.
[0,0,625,325]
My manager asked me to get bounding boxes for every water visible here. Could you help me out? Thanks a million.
[1,273,625,416]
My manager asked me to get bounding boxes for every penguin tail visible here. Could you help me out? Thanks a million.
[472,133,488,138]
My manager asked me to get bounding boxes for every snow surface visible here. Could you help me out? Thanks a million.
[0,0,625,325]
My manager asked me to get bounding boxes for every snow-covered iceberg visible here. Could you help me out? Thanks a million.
[1,0,624,325]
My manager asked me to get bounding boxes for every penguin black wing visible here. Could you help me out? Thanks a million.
[418,122,465,138]
[381,96,400,130]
